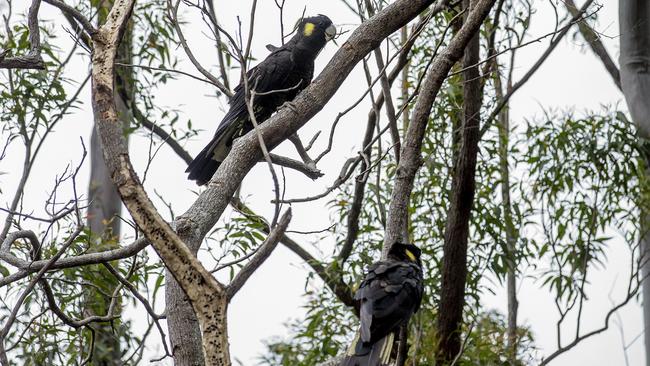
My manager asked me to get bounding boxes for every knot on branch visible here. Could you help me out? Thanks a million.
[174,216,197,237]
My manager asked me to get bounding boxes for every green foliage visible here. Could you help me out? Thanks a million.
[520,111,647,305]
[259,3,643,365]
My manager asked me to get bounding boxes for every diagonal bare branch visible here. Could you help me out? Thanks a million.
[226,208,291,300]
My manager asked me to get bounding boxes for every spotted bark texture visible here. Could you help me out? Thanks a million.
[88,1,231,365]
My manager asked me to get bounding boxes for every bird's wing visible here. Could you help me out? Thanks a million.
[356,261,423,344]
[230,49,295,104]
[207,50,295,147]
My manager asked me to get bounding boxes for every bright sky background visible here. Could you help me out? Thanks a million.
[0,0,642,365]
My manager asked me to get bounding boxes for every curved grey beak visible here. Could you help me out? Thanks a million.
[325,24,337,42]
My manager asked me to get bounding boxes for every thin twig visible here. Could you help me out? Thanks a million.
[42,0,97,37]
[167,0,232,98]
[226,208,291,300]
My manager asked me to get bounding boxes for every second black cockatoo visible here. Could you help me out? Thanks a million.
[340,242,424,366]
[186,15,336,185]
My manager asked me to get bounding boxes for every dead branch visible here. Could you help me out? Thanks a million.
[0,0,44,69]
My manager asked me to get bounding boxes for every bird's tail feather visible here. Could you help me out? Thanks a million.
[339,332,395,366]
[186,118,241,185]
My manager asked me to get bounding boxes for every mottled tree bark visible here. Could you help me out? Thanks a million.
[84,2,132,363]
[88,2,233,364]
[619,2,650,365]
[435,0,483,362]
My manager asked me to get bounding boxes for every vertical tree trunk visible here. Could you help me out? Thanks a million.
[165,255,206,366]
[436,0,482,362]
[494,70,518,361]
[84,3,133,363]
[619,2,650,365]
[85,126,125,364]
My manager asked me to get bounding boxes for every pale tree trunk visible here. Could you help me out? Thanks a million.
[84,4,132,364]
[619,2,650,365]
[85,126,125,364]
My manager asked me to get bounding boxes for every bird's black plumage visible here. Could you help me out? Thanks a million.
[186,15,335,185]
[340,243,424,366]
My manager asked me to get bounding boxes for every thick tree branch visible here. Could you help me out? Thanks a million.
[89,0,231,364]
[0,236,149,287]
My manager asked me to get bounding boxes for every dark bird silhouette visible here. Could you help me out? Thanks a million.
[340,242,424,366]
[186,15,336,185]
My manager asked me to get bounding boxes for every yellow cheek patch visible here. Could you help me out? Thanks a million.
[405,249,417,262]
[303,22,315,36]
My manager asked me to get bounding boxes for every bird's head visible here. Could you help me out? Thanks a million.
[388,242,422,266]
[290,14,336,55]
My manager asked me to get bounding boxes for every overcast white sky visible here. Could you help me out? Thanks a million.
[0,0,642,365]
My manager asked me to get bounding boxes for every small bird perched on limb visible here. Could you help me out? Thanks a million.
[340,242,424,366]
[186,15,336,185]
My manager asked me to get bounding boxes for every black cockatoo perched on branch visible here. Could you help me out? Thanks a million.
[340,242,424,366]
[186,15,336,185]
